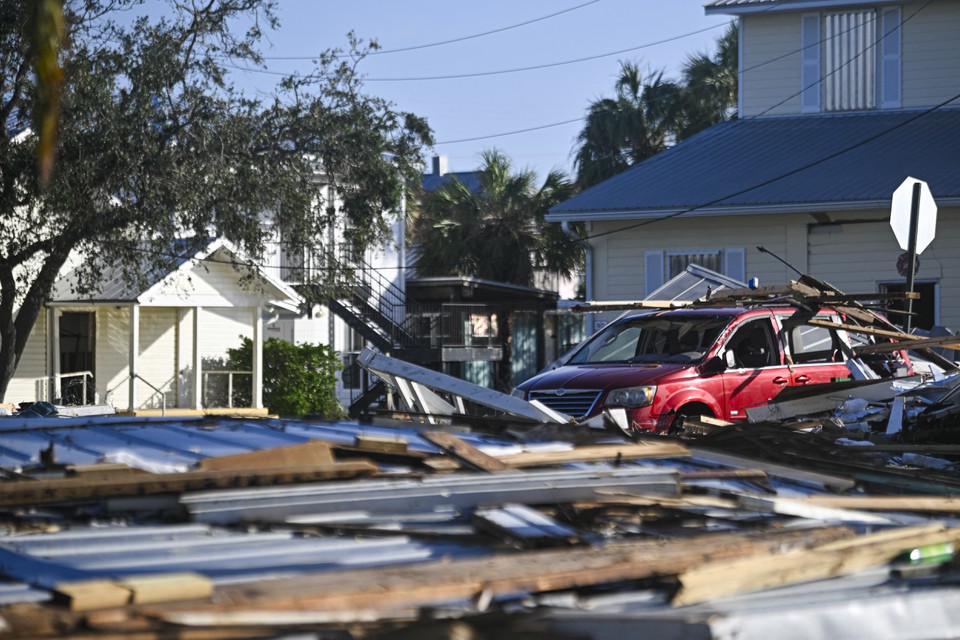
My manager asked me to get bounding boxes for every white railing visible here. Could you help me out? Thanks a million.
[36,371,95,405]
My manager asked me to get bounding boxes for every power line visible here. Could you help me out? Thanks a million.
[225,22,731,82]
[263,1,601,60]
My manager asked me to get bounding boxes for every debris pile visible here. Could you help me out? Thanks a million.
[0,278,958,638]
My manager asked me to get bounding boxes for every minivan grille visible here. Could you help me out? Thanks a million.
[527,389,602,418]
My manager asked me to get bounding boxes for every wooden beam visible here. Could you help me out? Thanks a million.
[140,527,855,622]
[805,318,909,340]
[0,461,378,507]
[422,441,690,472]
[673,525,960,606]
[802,495,960,514]
[421,431,511,472]
[196,441,334,471]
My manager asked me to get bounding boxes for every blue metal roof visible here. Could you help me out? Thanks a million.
[548,108,960,220]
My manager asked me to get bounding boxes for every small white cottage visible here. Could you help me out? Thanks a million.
[7,238,302,414]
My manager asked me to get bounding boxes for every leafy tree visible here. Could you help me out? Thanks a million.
[412,149,582,286]
[574,25,739,188]
[227,337,344,418]
[0,0,432,400]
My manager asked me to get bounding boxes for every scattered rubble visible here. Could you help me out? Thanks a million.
[0,278,959,638]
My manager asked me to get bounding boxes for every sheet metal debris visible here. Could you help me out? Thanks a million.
[2,280,960,638]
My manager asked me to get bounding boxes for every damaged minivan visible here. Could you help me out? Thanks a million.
[514,305,908,433]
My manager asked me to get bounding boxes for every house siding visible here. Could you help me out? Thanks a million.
[901,1,960,109]
[740,12,803,117]
[137,308,178,410]
[5,313,47,404]
[97,307,131,410]
[740,2,960,118]
[590,215,812,301]
[807,207,960,329]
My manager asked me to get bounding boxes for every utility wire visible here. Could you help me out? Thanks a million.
[265,1,600,59]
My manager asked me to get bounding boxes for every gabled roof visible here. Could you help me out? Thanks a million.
[548,108,960,221]
[705,0,903,15]
[51,238,303,311]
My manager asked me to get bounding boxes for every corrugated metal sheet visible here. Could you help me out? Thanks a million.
[548,108,960,219]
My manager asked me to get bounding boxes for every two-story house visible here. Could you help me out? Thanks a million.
[547,0,960,333]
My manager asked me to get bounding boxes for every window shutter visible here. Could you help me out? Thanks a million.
[880,7,902,109]
[801,13,821,113]
[645,251,664,296]
[725,247,746,284]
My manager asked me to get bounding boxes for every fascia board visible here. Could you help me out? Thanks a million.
[706,0,903,16]
[547,199,960,222]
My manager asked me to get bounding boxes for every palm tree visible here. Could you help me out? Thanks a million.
[573,25,739,188]
[411,150,583,390]
[413,150,582,286]
[677,22,739,141]
[574,62,684,189]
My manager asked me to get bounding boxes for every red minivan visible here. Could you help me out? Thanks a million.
[514,305,903,433]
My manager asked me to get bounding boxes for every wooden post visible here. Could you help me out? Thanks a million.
[128,305,139,412]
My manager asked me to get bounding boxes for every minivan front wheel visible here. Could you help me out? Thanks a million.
[670,403,714,434]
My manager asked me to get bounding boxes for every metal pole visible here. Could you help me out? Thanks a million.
[905,181,921,334]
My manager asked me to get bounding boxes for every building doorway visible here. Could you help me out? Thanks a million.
[59,312,95,404]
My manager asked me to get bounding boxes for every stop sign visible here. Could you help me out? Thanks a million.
[890,177,937,254]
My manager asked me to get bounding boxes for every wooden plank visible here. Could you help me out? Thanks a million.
[420,441,690,472]
[854,335,960,354]
[0,461,378,507]
[805,318,909,340]
[421,431,511,472]
[141,527,854,622]
[673,525,960,606]
[119,572,214,605]
[53,579,132,612]
[354,435,409,454]
[196,440,334,471]
[803,495,960,514]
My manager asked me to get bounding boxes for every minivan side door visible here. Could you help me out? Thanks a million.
[716,316,793,421]
[782,314,852,386]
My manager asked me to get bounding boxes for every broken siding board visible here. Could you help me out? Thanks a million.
[673,525,960,606]
[421,432,512,472]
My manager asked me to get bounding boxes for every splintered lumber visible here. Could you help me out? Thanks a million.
[672,524,960,606]
[421,431,512,472]
[424,441,690,472]
[140,527,854,624]
[196,440,334,471]
[0,461,378,507]
[805,318,910,340]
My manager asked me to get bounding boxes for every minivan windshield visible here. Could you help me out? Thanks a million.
[568,314,731,364]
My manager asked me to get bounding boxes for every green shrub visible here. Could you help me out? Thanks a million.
[227,337,345,418]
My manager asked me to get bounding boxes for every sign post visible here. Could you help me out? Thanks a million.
[890,177,937,334]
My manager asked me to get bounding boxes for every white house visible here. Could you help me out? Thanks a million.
[7,238,303,413]
[547,0,960,333]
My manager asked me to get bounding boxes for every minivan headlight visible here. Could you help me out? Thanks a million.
[606,385,656,408]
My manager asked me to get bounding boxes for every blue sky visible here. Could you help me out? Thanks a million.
[234,1,731,180]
